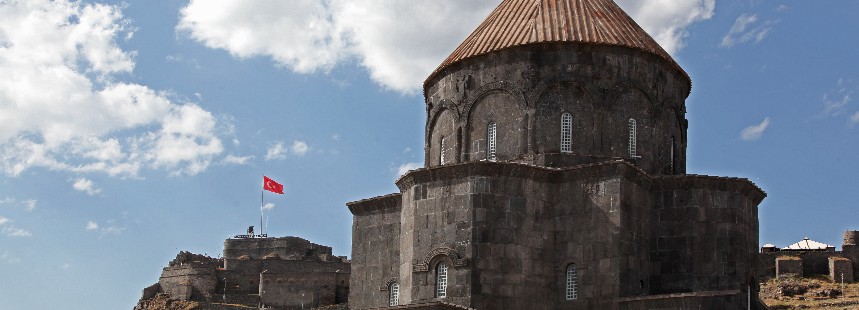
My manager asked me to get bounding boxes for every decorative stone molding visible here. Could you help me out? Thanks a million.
[379,277,399,291]
[412,247,468,272]
[460,81,526,123]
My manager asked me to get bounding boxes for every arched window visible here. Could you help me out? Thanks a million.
[440,136,446,165]
[389,282,399,306]
[566,264,578,300]
[628,118,638,158]
[436,262,448,298]
[561,113,573,154]
[487,122,497,161]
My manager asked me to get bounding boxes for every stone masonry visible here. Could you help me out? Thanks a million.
[348,1,767,309]
[139,236,350,310]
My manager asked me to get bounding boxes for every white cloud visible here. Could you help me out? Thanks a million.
[291,141,309,156]
[0,0,226,178]
[262,203,275,211]
[177,1,712,94]
[822,79,854,118]
[85,221,99,231]
[84,220,124,236]
[616,0,715,54]
[22,199,37,212]
[0,217,31,237]
[720,14,775,47]
[265,142,288,161]
[396,162,422,177]
[221,154,254,165]
[740,117,771,141]
[72,178,101,196]
[0,197,14,204]
[851,112,859,124]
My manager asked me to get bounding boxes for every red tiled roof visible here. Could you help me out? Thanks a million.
[426,0,689,86]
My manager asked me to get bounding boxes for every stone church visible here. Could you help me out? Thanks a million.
[347,0,767,309]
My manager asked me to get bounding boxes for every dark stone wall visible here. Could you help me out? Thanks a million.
[353,161,764,310]
[348,194,402,309]
[423,44,689,176]
[260,272,342,308]
[650,176,764,294]
[776,257,803,277]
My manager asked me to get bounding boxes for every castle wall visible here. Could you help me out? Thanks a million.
[829,257,853,283]
[423,44,689,176]
[260,272,342,308]
[650,176,764,296]
[348,194,402,309]
[159,265,217,301]
[223,236,333,260]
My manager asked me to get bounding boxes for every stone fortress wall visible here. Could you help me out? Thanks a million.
[759,230,859,284]
[141,236,350,310]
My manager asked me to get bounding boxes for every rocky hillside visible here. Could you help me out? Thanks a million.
[761,275,859,309]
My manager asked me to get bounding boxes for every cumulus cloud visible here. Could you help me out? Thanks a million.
[177,0,712,94]
[0,217,31,237]
[72,178,102,196]
[291,141,309,156]
[0,0,226,178]
[265,140,309,160]
[720,14,776,47]
[265,142,288,161]
[221,154,254,165]
[396,162,422,177]
[85,221,99,231]
[616,0,715,54]
[740,117,771,141]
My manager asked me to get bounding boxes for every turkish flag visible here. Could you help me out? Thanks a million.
[263,176,284,194]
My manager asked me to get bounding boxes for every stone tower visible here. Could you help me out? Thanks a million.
[423,0,689,176]
[348,0,766,309]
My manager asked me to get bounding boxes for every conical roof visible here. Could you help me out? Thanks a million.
[426,0,689,86]
[783,237,835,251]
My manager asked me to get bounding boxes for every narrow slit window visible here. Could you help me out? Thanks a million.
[628,118,638,158]
[487,122,497,161]
[389,282,399,306]
[670,136,676,174]
[561,113,572,154]
[436,262,448,298]
[566,264,578,300]
[440,136,446,165]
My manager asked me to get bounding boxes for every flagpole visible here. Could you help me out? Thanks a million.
[260,175,264,237]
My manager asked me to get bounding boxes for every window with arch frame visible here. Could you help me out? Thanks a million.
[628,118,639,158]
[561,113,573,154]
[487,122,497,161]
[436,262,448,298]
[389,282,399,306]
[566,263,578,300]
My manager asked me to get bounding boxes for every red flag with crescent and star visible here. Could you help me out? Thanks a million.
[263,176,284,194]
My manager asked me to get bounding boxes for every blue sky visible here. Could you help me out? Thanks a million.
[0,0,857,309]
